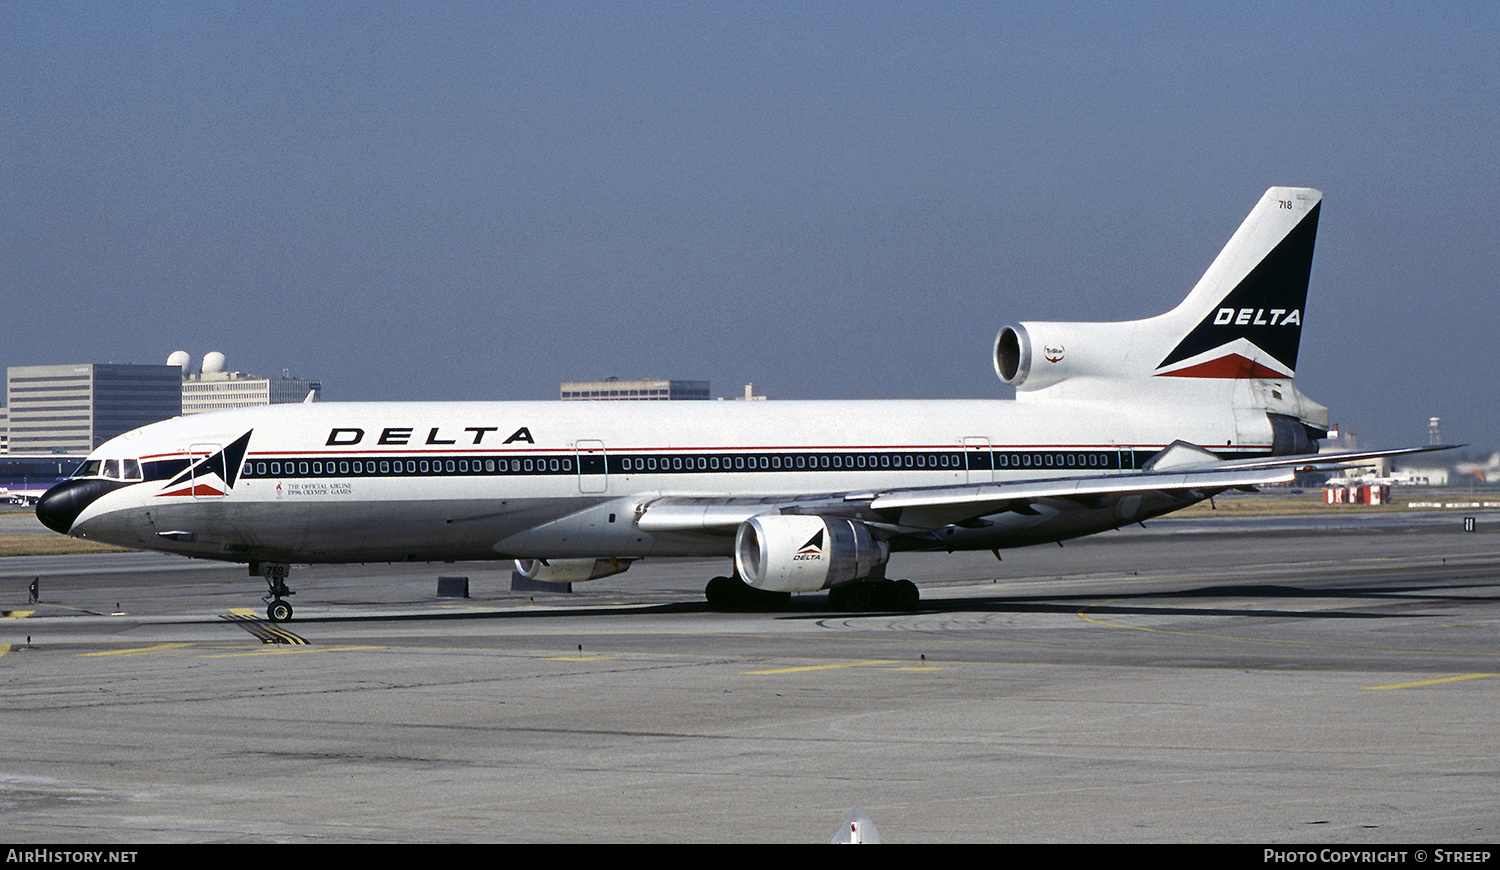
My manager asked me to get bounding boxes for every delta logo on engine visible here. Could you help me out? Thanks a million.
[793,531,824,561]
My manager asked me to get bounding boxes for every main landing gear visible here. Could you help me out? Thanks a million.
[254,562,295,622]
[827,578,920,612]
[704,574,790,610]
[703,575,921,612]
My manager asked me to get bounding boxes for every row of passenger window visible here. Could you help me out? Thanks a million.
[237,450,1130,480]
[614,451,1122,472]
[242,456,578,479]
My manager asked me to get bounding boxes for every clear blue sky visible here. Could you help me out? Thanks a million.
[4,2,1496,452]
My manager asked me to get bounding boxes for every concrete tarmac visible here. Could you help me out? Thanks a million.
[1,506,1498,843]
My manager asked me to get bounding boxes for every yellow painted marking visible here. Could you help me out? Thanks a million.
[204,645,382,658]
[228,607,259,617]
[220,611,310,644]
[545,655,617,662]
[1075,605,1500,658]
[743,659,902,675]
[81,643,195,657]
[4,611,35,619]
[1362,673,1496,690]
[0,644,9,656]
[1076,610,1290,640]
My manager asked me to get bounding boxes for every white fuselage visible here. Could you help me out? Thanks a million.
[63,396,1266,566]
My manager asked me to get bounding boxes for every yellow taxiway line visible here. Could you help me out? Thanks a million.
[1361,673,1496,690]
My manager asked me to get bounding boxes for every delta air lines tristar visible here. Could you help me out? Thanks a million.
[37,187,1441,621]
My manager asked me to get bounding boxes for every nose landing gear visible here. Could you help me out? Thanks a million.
[254,562,295,622]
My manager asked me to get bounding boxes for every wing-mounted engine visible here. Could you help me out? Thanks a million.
[734,515,890,594]
[514,557,634,584]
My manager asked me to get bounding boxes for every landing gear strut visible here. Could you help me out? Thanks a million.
[254,562,295,622]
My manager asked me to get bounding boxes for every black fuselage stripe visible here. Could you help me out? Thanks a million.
[237,448,1270,481]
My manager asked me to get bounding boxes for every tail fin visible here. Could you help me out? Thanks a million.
[995,187,1322,392]
[1151,187,1322,379]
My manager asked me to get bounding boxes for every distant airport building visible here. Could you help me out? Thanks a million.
[0,406,7,454]
[730,383,767,401]
[560,378,710,401]
[173,351,321,415]
[5,363,181,453]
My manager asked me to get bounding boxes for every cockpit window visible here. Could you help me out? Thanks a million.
[71,458,144,481]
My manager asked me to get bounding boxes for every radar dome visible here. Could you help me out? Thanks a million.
[167,351,192,376]
[202,351,227,374]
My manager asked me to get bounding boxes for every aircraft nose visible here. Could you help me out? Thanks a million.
[36,478,125,534]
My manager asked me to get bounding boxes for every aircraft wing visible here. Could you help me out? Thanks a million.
[637,465,1290,534]
[1178,444,1458,473]
[635,444,1451,535]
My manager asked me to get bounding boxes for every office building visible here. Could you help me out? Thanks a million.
[172,351,321,415]
[182,371,322,414]
[560,378,710,401]
[6,363,181,453]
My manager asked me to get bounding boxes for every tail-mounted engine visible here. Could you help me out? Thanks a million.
[993,322,1118,391]
[734,515,890,594]
[993,323,1034,387]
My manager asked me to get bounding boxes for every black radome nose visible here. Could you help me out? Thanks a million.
[36,478,126,534]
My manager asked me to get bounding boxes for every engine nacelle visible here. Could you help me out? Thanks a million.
[734,515,890,594]
[993,322,1120,391]
[514,557,633,584]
